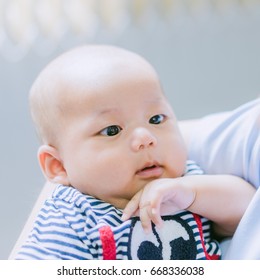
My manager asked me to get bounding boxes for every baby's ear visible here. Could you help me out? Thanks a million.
[38,145,69,185]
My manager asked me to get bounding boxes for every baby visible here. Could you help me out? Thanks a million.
[16,45,255,260]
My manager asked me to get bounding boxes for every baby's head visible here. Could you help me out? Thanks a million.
[30,45,187,208]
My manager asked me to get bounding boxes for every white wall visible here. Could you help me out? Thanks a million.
[1,2,260,259]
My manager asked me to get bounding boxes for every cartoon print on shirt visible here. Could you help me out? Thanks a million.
[127,215,197,260]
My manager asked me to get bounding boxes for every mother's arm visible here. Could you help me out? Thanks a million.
[179,119,200,148]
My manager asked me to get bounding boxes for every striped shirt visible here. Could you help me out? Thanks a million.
[16,161,220,260]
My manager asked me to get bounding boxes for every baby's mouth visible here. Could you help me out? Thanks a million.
[136,162,163,179]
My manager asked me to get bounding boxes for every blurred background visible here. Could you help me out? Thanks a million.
[1,0,260,259]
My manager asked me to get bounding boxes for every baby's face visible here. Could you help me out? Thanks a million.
[56,58,187,209]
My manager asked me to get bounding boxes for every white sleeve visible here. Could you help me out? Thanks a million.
[188,98,260,188]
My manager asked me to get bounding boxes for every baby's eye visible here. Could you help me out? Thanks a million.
[149,114,166,125]
[100,125,122,136]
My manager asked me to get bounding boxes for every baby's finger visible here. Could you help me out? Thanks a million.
[121,190,142,221]
[150,207,163,229]
[144,195,163,226]
[139,202,152,234]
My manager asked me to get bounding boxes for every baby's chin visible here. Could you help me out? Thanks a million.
[107,197,131,210]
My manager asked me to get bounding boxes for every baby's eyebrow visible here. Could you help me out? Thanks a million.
[96,108,119,116]
[93,97,166,118]
[145,96,166,104]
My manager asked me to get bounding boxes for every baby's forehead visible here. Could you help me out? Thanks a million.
[44,46,159,95]
[48,45,156,81]
[33,45,162,117]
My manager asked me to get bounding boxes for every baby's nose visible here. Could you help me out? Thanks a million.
[130,127,157,152]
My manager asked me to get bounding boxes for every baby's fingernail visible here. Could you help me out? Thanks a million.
[121,213,127,221]
[151,208,156,215]
[157,222,164,229]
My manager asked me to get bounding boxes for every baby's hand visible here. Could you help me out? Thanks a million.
[121,178,196,234]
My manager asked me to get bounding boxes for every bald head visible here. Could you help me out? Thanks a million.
[29,45,161,145]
